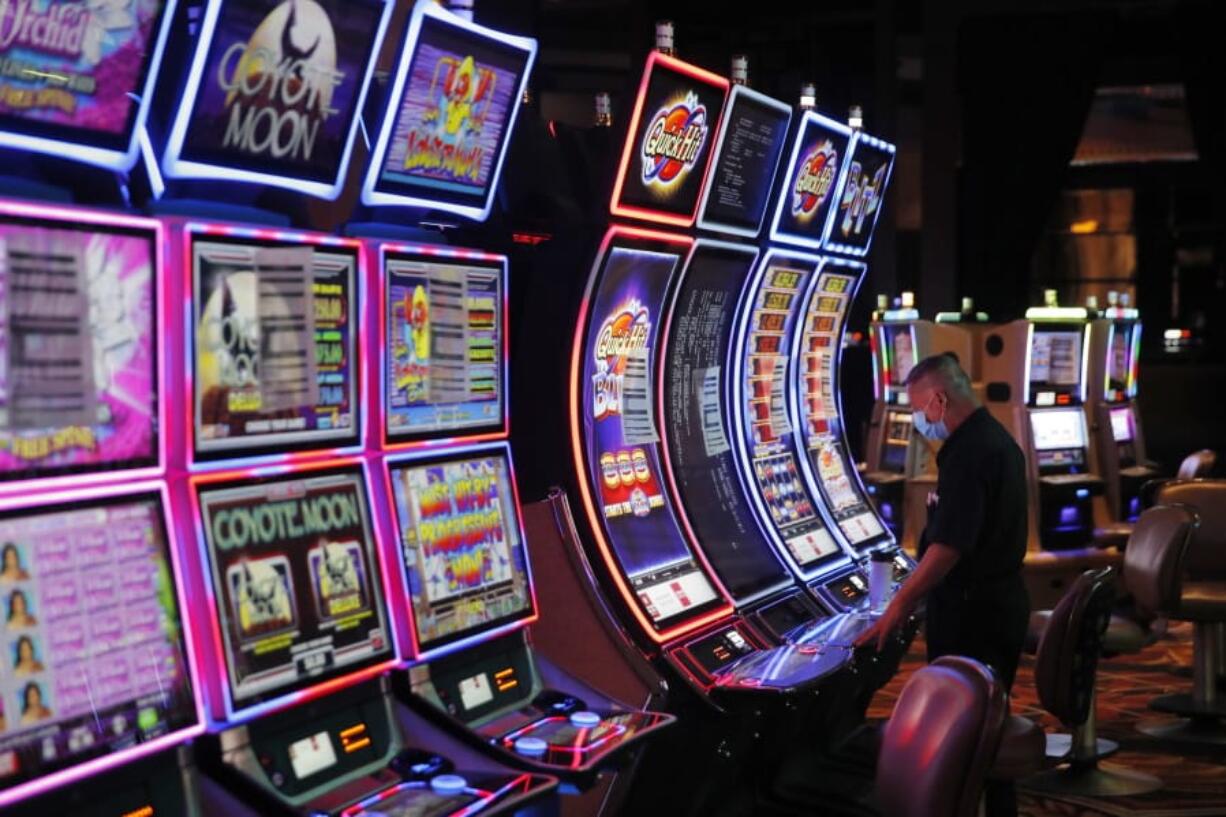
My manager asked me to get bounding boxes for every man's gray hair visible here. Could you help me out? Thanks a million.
[904,353,976,402]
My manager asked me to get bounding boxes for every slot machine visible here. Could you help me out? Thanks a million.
[758,108,914,610]
[1086,293,1156,522]
[353,3,678,808]
[173,224,555,816]
[0,204,207,817]
[977,297,1118,603]
[861,293,974,548]
[566,47,916,718]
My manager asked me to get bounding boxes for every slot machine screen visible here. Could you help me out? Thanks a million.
[197,467,391,708]
[885,325,915,385]
[825,133,895,256]
[1106,323,1135,398]
[191,234,360,460]
[0,0,172,171]
[387,449,534,653]
[0,214,158,483]
[1029,328,1083,398]
[698,87,791,236]
[580,237,723,629]
[383,251,505,441]
[662,243,791,602]
[611,53,729,224]
[162,0,390,197]
[0,492,197,795]
[1110,406,1134,443]
[1030,409,1086,451]
[770,111,853,247]
[881,412,912,473]
[362,2,535,219]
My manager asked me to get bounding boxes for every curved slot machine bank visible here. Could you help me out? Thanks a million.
[377,443,675,783]
[563,48,912,714]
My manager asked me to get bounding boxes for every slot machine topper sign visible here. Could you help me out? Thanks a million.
[611,52,730,227]
[770,111,853,250]
[361,1,537,221]
[823,132,895,257]
[0,0,175,171]
[160,0,392,198]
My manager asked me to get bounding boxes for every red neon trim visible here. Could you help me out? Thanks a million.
[568,226,733,644]
[609,51,731,228]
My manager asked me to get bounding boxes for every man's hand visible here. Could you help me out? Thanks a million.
[852,543,962,652]
[855,596,910,652]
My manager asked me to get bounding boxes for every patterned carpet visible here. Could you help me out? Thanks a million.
[866,622,1226,817]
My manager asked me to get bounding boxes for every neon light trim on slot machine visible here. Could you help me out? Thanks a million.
[569,226,733,644]
[360,1,537,221]
[158,0,393,199]
[609,52,730,228]
[0,201,166,497]
[182,223,366,471]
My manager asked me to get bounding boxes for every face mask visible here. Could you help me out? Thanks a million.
[913,392,949,441]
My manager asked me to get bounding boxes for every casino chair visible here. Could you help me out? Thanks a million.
[1131,480,1226,744]
[1019,562,1169,796]
[1092,448,1217,550]
[875,656,1011,817]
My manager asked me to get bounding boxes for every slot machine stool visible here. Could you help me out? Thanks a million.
[1018,560,1168,796]
[876,656,1025,817]
[1134,481,1226,744]
[1091,450,1218,550]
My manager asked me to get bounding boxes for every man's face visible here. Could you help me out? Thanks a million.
[906,376,946,422]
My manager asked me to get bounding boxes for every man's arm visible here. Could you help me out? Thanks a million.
[854,542,961,652]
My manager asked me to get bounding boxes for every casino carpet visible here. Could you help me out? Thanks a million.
[866,622,1226,817]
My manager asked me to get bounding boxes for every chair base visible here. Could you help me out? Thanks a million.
[1045,733,1118,762]
[1149,692,1226,719]
[1137,716,1226,745]
[1022,762,1163,797]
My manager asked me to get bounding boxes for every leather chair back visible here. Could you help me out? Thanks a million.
[1123,505,1198,617]
[1152,481,1225,578]
[1177,449,1217,480]
[1034,568,1114,727]
[877,656,1007,817]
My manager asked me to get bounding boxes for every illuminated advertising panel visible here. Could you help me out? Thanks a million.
[823,131,895,257]
[769,111,853,249]
[161,0,392,198]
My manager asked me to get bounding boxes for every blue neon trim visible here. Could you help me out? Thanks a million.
[695,86,793,239]
[768,110,855,251]
[359,2,538,222]
[819,130,897,258]
[158,0,394,200]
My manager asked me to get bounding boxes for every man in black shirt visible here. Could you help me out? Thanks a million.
[857,352,1029,686]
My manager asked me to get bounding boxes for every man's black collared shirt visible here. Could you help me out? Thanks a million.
[918,406,1028,593]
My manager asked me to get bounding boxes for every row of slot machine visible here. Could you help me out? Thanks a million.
[0,3,700,816]
[534,46,916,722]
[860,293,1151,600]
[0,1,919,815]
